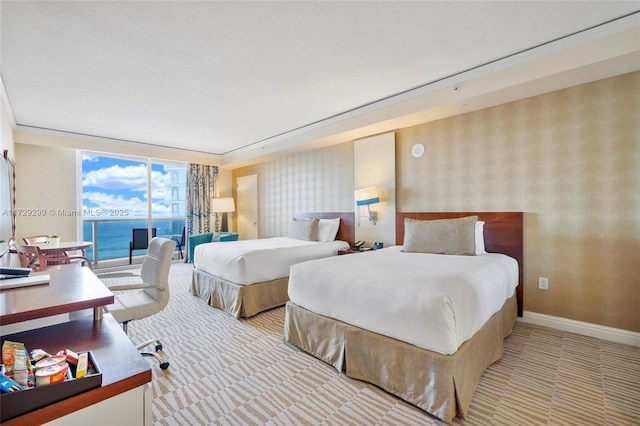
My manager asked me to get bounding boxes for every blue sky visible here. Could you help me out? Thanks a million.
[82,154,180,218]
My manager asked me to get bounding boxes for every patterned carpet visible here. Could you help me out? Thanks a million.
[110,262,640,425]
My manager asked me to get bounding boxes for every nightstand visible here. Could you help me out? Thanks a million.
[338,247,373,255]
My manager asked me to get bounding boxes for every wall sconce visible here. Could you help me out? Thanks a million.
[355,187,380,226]
[211,197,235,232]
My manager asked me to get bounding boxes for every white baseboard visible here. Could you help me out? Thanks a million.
[519,311,640,347]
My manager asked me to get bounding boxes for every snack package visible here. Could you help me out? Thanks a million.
[0,373,23,393]
[30,348,51,364]
[2,341,35,388]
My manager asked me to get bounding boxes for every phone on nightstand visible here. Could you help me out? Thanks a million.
[352,241,365,250]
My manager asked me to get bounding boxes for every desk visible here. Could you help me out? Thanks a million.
[1,315,152,425]
[0,265,151,425]
[0,265,113,325]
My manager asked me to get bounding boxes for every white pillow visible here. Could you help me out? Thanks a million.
[317,218,340,242]
[475,221,486,254]
[288,217,319,241]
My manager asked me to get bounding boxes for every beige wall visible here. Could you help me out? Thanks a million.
[230,72,638,332]
[233,142,354,238]
[14,144,79,242]
[397,71,639,331]
[8,72,637,332]
[1,97,14,156]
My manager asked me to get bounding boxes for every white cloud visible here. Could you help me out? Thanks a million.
[83,164,148,191]
[82,164,173,199]
[82,153,99,162]
[83,191,171,218]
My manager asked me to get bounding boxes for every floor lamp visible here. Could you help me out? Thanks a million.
[211,197,235,232]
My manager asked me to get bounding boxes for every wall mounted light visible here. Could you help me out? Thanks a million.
[211,197,235,232]
[355,187,380,225]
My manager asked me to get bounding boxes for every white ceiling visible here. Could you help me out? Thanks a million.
[1,1,639,165]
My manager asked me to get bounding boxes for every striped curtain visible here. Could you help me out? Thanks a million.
[186,164,219,237]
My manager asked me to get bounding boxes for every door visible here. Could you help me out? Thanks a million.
[237,174,258,240]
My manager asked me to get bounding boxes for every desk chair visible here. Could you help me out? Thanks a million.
[14,243,92,270]
[129,227,157,264]
[170,227,185,260]
[101,237,175,369]
[14,243,47,271]
[22,235,50,244]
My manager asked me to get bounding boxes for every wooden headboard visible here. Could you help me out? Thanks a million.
[396,212,524,316]
[296,212,355,247]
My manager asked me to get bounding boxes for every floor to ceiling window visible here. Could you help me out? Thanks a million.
[81,152,186,263]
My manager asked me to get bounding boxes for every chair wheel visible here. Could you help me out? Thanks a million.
[160,362,169,370]
[155,344,163,351]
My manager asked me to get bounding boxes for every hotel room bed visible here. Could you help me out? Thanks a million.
[190,212,354,318]
[284,212,523,423]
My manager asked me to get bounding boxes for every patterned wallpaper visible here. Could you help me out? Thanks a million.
[231,72,638,332]
[397,71,639,331]
[233,143,354,238]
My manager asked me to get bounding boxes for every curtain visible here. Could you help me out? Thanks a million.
[186,164,219,238]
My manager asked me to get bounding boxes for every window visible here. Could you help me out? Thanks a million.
[81,153,186,262]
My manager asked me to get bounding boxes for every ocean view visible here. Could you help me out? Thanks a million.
[83,218,184,261]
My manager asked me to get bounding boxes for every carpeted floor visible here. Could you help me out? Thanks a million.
[111,262,639,425]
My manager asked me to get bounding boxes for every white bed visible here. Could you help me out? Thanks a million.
[191,212,354,318]
[284,212,523,423]
[288,246,518,355]
[194,237,348,285]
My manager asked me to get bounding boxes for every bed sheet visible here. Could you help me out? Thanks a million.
[288,246,518,354]
[194,237,348,285]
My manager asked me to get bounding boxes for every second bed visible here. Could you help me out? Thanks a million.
[191,212,354,318]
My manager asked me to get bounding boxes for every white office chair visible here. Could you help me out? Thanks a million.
[100,237,176,369]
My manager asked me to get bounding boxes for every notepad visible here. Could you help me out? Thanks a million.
[0,274,50,290]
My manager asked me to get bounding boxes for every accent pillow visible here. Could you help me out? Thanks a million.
[317,218,340,242]
[475,220,486,254]
[402,215,478,255]
[288,217,320,241]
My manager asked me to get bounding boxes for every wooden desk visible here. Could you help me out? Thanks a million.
[0,266,151,425]
[0,265,113,325]
[1,315,152,425]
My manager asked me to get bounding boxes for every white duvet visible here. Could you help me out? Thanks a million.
[194,237,349,285]
[288,246,518,355]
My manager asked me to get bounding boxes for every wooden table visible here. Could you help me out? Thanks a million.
[35,240,92,256]
[0,264,113,325]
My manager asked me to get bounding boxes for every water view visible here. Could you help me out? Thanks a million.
[83,219,184,261]
[82,153,187,262]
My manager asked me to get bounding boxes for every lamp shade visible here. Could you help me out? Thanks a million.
[211,197,235,213]
[355,187,380,206]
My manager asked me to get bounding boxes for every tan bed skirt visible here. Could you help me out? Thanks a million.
[284,295,517,423]
[191,268,289,318]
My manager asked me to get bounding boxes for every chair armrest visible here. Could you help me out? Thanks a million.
[108,282,165,291]
[96,272,142,279]
[219,233,239,242]
[188,233,214,261]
